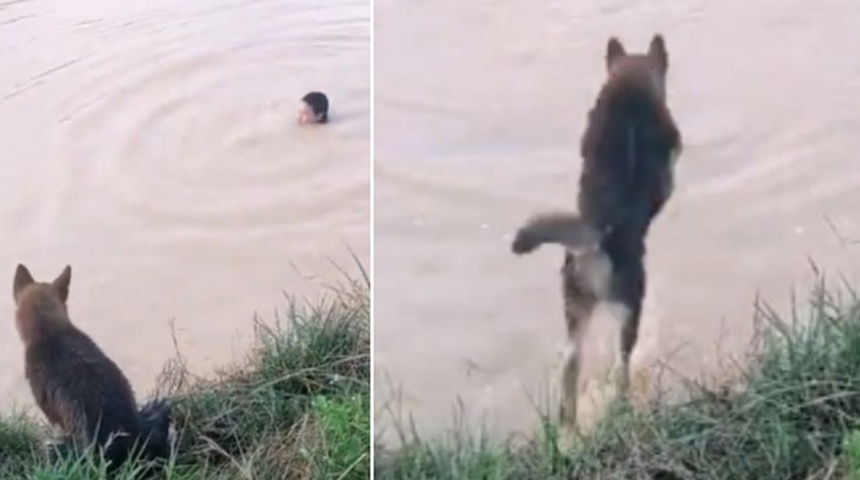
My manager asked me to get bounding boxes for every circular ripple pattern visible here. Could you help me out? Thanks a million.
[60,0,369,234]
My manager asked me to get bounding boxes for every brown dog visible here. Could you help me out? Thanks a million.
[512,34,682,432]
[12,264,170,472]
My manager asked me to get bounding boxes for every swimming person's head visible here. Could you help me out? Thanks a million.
[298,91,329,124]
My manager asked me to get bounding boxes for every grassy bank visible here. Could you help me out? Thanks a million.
[376,276,860,479]
[0,268,370,480]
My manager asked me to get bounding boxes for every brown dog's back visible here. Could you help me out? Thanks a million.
[512,35,681,256]
[25,323,142,457]
[578,55,680,240]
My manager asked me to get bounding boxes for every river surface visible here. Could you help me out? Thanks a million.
[0,0,369,410]
[374,0,860,443]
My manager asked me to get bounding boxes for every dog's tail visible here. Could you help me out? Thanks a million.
[511,211,602,255]
[138,397,173,461]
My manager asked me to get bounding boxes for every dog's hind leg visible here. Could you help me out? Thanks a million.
[44,435,75,464]
[559,253,597,440]
[607,256,645,399]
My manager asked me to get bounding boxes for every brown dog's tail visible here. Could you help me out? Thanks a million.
[138,397,172,461]
[511,212,602,255]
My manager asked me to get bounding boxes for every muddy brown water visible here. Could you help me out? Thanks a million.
[0,0,369,411]
[374,0,860,444]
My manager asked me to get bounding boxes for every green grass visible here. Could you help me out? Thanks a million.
[843,430,860,480]
[309,394,371,478]
[376,273,860,479]
[0,267,370,480]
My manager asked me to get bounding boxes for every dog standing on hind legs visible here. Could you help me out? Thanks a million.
[12,264,172,473]
[512,34,682,439]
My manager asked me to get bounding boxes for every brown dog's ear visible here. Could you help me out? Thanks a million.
[606,37,626,70]
[648,34,668,74]
[13,264,35,301]
[53,265,72,303]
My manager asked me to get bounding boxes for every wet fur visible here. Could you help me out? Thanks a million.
[511,34,682,429]
[13,264,171,472]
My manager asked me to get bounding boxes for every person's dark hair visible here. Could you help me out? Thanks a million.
[302,91,329,123]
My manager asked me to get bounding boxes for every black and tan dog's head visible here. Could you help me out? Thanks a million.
[12,264,73,344]
[579,33,682,221]
[603,34,669,101]
[13,264,71,305]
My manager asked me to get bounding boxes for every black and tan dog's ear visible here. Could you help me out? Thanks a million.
[53,265,72,303]
[606,37,626,70]
[648,34,668,74]
[13,264,35,301]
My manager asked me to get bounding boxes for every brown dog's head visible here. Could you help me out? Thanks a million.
[604,34,669,101]
[13,264,73,343]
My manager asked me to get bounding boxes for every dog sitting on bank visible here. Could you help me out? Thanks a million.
[511,34,682,432]
[12,264,172,472]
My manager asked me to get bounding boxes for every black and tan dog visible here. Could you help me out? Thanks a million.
[512,34,682,432]
[12,264,171,473]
